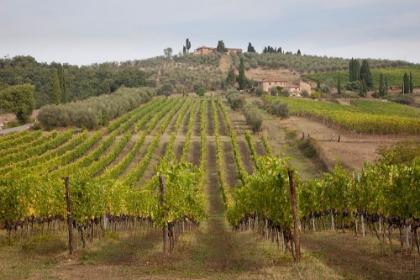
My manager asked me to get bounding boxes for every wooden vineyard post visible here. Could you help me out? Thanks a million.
[159,174,168,257]
[288,170,301,262]
[63,176,73,255]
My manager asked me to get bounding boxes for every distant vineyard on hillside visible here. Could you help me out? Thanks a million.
[231,52,412,73]
[265,96,420,135]
[302,65,420,88]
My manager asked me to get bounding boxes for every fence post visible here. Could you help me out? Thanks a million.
[288,170,301,262]
[63,176,73,255]
[159,174,168,257]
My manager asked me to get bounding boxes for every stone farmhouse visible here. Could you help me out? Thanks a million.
[258,77,308,96]
[193,46,242,55]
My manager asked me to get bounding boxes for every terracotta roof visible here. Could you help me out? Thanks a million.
[261,77,287,83]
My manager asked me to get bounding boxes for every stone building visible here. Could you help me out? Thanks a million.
[193,46,243,55]
[258,77,308,96]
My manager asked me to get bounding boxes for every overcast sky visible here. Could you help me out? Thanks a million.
[1,0,420,66]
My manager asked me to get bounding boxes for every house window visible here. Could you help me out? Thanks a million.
[269,83,271,85]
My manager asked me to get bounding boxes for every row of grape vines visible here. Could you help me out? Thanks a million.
[4,94,417,258]
[225,148,420,257]
[219,97,420,256]
[0,96,212,249]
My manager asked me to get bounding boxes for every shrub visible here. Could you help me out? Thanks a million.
[345,81,360,91]
[388,95,415,105]
[281,88,290,97]
[371,91,381,99]
[146,76,157,87]
[252,100,265,110]
[298,137,318,158]
[193,82,205,93]
[242,104,263,132]
[270,87,279,96]
[255,87,264,97]
[226,90,245,110]
[196,88,206,96]
[311,92,323,99]
[30,122,43,130]
[270,100,289,118]
[301,89,309,97]
[269,61,280,69]
[320,85,331,94]
[158,83,174,96]
[249,58,258,68]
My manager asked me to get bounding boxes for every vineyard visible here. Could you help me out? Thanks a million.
[1,95,420,279]
[265,96,420,135]
[301,65,420,88]
[0,96,268,247]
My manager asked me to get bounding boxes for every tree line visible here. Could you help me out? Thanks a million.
[349,58,416,97]
[0,55,148,108]
[348,58,374,97]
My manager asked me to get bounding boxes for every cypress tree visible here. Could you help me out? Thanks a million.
[359,80,367,97]
[237,57,247,90]
[349,58,360,82]
[348,59,352,81]
[247,43,256,53]
[186,38,191,53]
[337,74,342,95]
[57,64,67,103]
[360,59,373,90]
[403,72,410,94]
[379,73,385,97]
[355,60,360,82]
[384,75,389,95]
[50,69,62,105]
[216,40,227,53]
[409,71,414,93]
